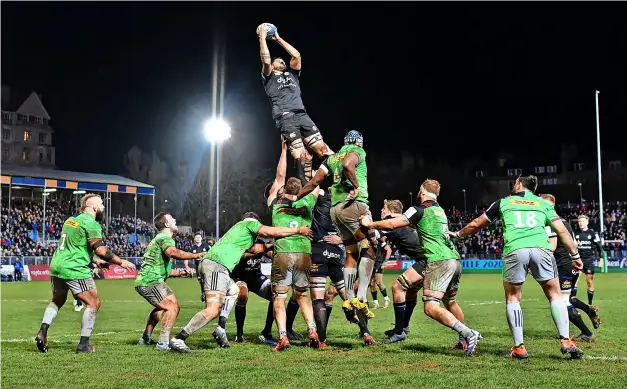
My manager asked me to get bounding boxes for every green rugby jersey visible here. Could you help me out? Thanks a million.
[484,191,560,256]
[403,201,459,262]
[50,213,102,280]
[205,219,262,272]
[321,144,369,206]
[271,194,316,254]
[135,231,176,287]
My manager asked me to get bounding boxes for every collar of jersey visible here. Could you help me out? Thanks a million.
[421,200,439,207]
[80,212,96,220]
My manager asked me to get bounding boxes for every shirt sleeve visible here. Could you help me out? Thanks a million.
[84,220,103,241]
[249,220,263,237]
[319,157,331,175]
[544,205,561,227]
[293,193,316,210]
[403,206,424,224]
[160,236,176,253]
[484,199,501,222]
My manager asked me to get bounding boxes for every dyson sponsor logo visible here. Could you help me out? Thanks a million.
[323,249,341,259]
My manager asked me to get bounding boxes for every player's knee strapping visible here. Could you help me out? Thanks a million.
[305,133,323,148]
[289,139,305,154]
[442,291,457,303]
[273,288,289,300]
[396,274,412,292]
[422,294,442,304]
[310,277,326,293]
[293,286,308,295]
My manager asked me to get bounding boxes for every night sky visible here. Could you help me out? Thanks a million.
[2,2,626,176]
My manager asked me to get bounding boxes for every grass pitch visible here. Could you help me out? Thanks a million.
[2,274,626,389]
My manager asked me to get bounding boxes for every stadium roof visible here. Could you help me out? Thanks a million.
[1,166,155,195]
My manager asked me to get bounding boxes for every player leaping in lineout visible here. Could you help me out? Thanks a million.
[258,23,334,184]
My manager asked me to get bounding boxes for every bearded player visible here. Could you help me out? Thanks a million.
[448,175,584,359]
[135,212,204,351]
[258,23,333,184]
[35,194,135,353]
[169,212,312,352]
[540,194,599,342]
[286,130,376,345]
[361,181,481,355]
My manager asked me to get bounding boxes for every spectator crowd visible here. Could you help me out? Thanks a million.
[2,198,626,261]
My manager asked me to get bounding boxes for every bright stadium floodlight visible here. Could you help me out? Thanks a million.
[203,118,232,143]
[73,190,86,195]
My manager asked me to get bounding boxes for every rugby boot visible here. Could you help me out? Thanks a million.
[273,336,291,352]
[561,338,584,359]
[508,344,529,360]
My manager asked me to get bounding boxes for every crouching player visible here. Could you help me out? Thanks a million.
[135,212,205,350]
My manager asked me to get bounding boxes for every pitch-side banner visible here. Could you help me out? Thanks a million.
[29,265,51,281]
[103,265,138,280]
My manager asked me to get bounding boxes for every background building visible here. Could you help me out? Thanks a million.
[1,85,55,168]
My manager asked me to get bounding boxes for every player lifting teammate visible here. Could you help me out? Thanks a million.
[258,24,333,184]
[286,130,376,345]
[35,194,136,353]
[169,212,312,352]
[449,175,584,359]
[361,181,481,355]
[135,212,204,351]
[540,194,599,342]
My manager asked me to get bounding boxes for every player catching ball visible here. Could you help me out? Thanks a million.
[258,23,333,184]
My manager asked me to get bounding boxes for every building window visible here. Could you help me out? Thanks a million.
[507,168,522,176]
[46,148,52,163]
[30,116,43,124]
[22,147,30,161]
[38,147,44,162]
[39,133,47,143]
[534,166,545,174]
[547,165,557,173]
[2,127,10,140]
[17,113,28,122]
[2,147,9,161]
[475,170,486,178]
[609,160,621,170]
[542,178,558,186]
[2,112,11,122]
[574,163,584,172]
[23,131,32,141]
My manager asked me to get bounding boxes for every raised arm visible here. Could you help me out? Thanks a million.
[259,28,272,76]
[271,31,301,71]
[267,139,288,206]
[293,168,328,201]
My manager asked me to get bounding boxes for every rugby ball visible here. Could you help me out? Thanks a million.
[256,23,277,37]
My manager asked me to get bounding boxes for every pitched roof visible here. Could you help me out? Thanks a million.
[16,92,50,120]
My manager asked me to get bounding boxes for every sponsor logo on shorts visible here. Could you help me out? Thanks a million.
[289,132,296,138]
[323,249,341,259]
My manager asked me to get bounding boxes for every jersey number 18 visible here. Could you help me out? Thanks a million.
[513,211,538,228]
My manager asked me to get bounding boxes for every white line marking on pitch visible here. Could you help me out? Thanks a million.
[586,356,627,361]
